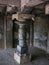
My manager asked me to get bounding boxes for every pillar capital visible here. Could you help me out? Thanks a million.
[12,12,33,22]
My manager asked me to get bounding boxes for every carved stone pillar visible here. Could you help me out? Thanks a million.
[17,23,28,53]
[18,24,26,47]
[26,23,30,46]
[12,12,32,64]
[14,23,29,64]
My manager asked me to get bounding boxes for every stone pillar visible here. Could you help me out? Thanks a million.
[18,24,26,46]
[4,15,7,49]
[30,21,34,46]
[14,22,29,64]
[17,23,28,53]
[26,24,30,46]
[3,7,7,49]
[12,12,33,64]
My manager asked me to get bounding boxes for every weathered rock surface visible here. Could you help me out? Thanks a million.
[0,47,49,65]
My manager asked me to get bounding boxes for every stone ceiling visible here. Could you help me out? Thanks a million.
[0,0,48,14]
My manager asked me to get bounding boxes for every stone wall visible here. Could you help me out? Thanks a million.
[34,16,48,51]
[47,17,49,53]
[0,15,13,48]
[6,15,13,48]
[0,15,4,48]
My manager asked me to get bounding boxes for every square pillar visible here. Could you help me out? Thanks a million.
[14,23,29,64]
[12,12,33,64]
[30,21,34,46]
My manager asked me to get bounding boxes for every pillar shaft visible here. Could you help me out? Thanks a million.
[26,24,30,46]
[13,12,33,64]
[14,22,29,64]
[17,23,28,54]
[18,24,26,46]
[30,21,34,46]
[4,16,7,49]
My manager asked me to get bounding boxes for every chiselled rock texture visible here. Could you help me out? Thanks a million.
[34,16,48,51]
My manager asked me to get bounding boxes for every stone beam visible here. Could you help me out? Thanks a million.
[0,5,18,14]
[21,0,48,11]
[7,6,18,14]
[0,0,21,9]
[12,12,33,21]
[0,0,21,12]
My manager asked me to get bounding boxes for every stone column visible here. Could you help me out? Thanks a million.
[12,12,32,64]
[14,22,29,64]
[26,24,30,46]
[30,21,34,46]
[3,7,7,49]
[17,23,28,53]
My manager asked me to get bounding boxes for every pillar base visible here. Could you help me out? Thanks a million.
[14,52,29,64]
[14,45,29,64]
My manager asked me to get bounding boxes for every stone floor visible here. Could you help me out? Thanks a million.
[0,47,49,65]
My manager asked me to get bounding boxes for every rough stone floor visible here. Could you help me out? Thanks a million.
[0,47,49,65]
